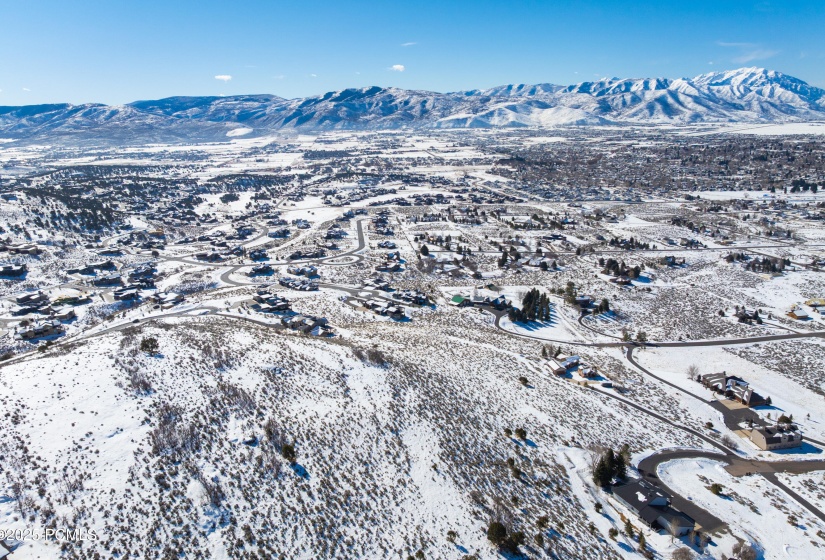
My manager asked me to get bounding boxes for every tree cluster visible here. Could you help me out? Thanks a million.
[592,447,628,487]
[508,288,552,322]
[599,257,642,278]
[744,256,790,274]
[608,236,651,250]
[790,178,820,193]
[486,521,525,554]
[724,252,748,263]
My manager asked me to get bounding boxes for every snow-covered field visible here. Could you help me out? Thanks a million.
[1,127,824,559]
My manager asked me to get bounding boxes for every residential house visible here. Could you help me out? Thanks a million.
[574,295,594,307]
[8,243,41,255]
[449,295,472,307]
[699,372,727,391]
[287,265,318,277]
[248,264,274,276]
[15,319,65,341]
[392,290,429,306]
[612,479,695,536]
[0,263,27,276]
[113,288,140,301]
[150,292,184,308]
[280,314,333,335]
[51,307,76,321]
[15,291,48,306]
[700,372,768,407]
[787,305,809,320]
[92,273,123,287]
[548,355,580,375]
[248,249,268,261]
[195,252,224,262]
[729,382,768,407]
[750,426,803,451]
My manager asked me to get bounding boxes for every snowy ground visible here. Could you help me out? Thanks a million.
[659,459,825,560]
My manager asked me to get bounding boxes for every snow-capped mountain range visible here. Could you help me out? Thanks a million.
[1,67,824,144]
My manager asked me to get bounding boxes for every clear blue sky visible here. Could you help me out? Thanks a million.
[0,0,823,105]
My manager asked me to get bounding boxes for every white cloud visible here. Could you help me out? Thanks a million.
[22,87,30,91]
[401,42,416,47]
[389,64,405,72]
[214,75,232,82]
[273,74,285,80]
[717,41,778,64]
[733,49,779,63]
[310,73,317,78]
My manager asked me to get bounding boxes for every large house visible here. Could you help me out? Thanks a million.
[0,263,27,276]
[547,355,580,375]
[14,319,65,341]
[750,426,803,451]
[787,305,809,320]
[612,479,695,536]
[699,372,768,407]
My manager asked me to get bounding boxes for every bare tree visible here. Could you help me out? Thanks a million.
[586,444,609,474]
[720,434,739,450]
[672,548,695,560]
[686,364,699,380]
[732,542,757,560]
[9,478,27,517]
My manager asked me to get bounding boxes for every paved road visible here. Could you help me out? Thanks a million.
[637,448,825,531]
[626,346,711,403]
[585,386,733,532]
[637,450,731,532]
[625,346,825,448]
[653,331,825,348]
[761,472,825,525]
[578,312,623,340]
[617,348,825,530]
[589,384,825,533]
[491,305,825,349]
[6,204,825,533]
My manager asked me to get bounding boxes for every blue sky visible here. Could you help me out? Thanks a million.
[0,0,823,105]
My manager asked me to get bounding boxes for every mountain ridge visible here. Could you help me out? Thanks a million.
[1,67,824,144]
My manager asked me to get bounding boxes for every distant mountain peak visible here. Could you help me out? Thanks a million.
[2,68,824,144]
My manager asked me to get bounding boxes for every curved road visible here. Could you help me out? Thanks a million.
[6,205,825,535]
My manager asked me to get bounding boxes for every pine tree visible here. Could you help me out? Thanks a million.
[604,449,617,480]
[592,457,610,487]
[615,451,627,480]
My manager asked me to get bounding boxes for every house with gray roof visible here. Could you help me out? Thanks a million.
[612,479,695,536]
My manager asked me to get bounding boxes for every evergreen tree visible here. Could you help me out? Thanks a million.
[604,449,617,477]
[615,452,627,480]
[592,457,611,487]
